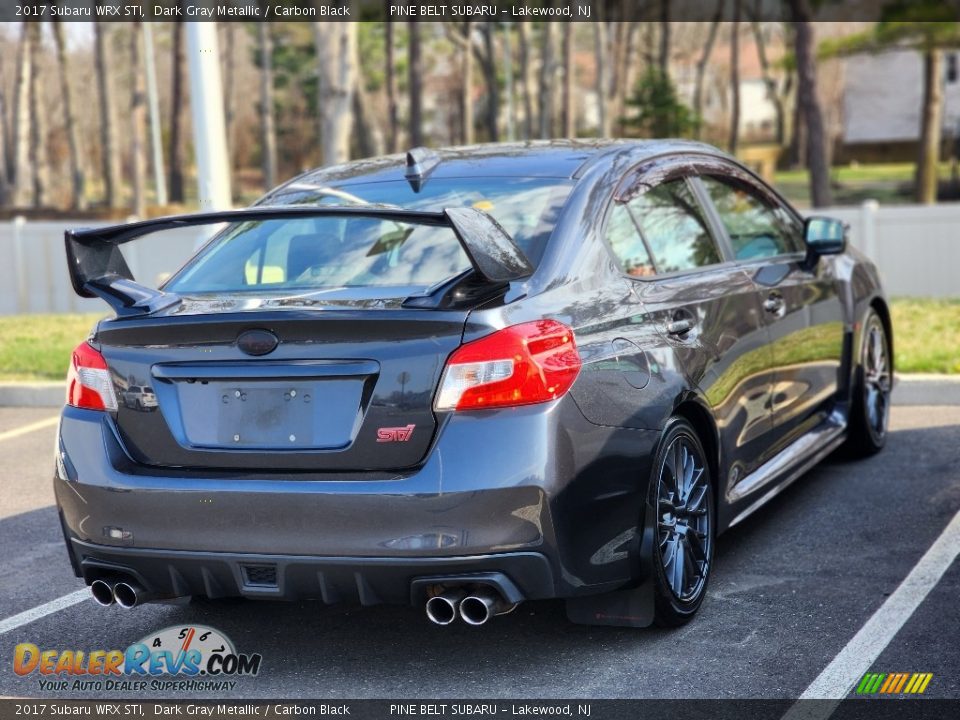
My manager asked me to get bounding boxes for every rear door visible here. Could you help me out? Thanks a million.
[697,173,845,453]
[608,168,777,479]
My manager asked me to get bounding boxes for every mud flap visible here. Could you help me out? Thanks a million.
[564,578,655,628]
[564,496,658,628]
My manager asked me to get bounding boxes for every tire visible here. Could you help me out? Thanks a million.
[845,309,891,457]
[649,416,715,627]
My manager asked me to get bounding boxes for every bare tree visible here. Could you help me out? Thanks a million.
[749,19,788,145]
[385,15,399,152]
[477,23,499,142]
[593,22,610,138]
[408,20,423,147]
[353,69,386,157]
[94,21,120,208]
[788,0,832,207]
[130,23,147,217]
[28,22,49,208]
[315,21,357,165]
[257,21,277,187]
[562,17,574,137]
[517,22,535,139]
[10,23,32,207]
[692,1,724,139]
[169,20,186,204]
[610,20,640,137]
[53,19,85,210]
[446,21,475,145]
[658,0,670,74]
[916,48,944,204]
[729,1,741,153]
[538,21,556,138]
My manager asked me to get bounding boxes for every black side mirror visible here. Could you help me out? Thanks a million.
[804,217,847,256]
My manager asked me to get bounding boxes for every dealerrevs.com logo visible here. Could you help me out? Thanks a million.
[13,625,262,692]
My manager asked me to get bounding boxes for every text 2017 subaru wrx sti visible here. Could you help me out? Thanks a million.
[56,141,891,627]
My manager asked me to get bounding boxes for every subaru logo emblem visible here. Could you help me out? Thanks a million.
[237,329,279,356]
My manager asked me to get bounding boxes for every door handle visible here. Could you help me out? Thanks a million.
[666,318,692,336]
[763,295,784,313]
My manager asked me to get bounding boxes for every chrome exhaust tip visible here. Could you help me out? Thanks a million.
[425,588,466,626]
[90,579,115,606]
[113,581,144,609]
[459,589,499,626]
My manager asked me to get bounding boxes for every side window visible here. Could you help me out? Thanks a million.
[701,175,803,260]
[603,203,655,278]
[625,179,722,273]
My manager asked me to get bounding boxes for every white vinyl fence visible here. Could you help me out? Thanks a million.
[0,220,217,315]
[0,201,958,315]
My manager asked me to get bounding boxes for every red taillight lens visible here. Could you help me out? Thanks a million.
[435,320,581,411]
[66,342,117,411]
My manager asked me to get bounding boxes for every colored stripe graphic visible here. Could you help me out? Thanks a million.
[856,672,932,694]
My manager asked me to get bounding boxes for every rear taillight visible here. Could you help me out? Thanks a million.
[66,342,117,411]
[435,320,581,411]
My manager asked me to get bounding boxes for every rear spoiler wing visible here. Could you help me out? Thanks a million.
[65,206,533,316]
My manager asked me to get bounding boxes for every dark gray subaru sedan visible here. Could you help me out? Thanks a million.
[56,141,891,628]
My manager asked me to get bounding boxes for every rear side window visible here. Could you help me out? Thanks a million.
[603,204,655,278]
[700,175,803,260]
[166,217,471,293]
[626,179,722,274]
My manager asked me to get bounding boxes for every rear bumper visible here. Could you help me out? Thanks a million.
[67,539,555,604]
[55,401,660,603]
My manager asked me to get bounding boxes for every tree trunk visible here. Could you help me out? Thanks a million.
[0,86,8,205]
[169,20,186,204]
[789,2,832,207]
[385,15,399,152]
[729,2,741,154]
[658,0,670,74]
[258,21,277,188]
[479,23,499,142]
[538,21,555,139]
[10,23,32,207]
[562,17,574,137]
[692,2,723,139]
[611,20,640,136]
[28,22,49,208]
[916,48,943,205]
[94,21,120,208]
[750,20,786,146]
[315,21,357,166]
[593,22,610,138]
[53,19,85,210]
[408,20,423,147]
[130,23,147,217]
[518,22,534,139]
[460,22,474,145]
[353,66,386,158]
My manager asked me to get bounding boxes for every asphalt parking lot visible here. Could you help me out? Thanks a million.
[0,405,958,700]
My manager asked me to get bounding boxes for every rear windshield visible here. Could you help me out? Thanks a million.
[261,177,573,266]
[164,217,471,294]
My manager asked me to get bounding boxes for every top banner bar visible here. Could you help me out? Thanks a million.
[5,0,960,23]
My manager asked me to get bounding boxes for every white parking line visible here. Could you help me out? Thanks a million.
[0,589,89,636]
[783,505,960,719]
[0,416,59,444]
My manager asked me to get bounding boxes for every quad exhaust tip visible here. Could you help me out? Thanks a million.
[113,581,141,609]
[425,588,466,626]
[90,579,115,606]
[459,589,499,626]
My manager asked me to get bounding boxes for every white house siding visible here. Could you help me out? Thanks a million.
[844,49,960,144]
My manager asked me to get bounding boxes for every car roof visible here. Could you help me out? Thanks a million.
[265,139,731,194]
